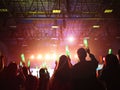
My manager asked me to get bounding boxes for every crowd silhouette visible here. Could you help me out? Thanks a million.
[0,47,120,90]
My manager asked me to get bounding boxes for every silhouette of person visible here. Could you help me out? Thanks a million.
[38,67,50,90]
[25,74,39,90]
[1,62,20,90]
[22,66,29,78]
[71,47,104,90]
[49,55,72,90]
[99,54,120,90]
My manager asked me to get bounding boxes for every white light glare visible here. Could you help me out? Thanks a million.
[30,55,35,59]
[68,36,75,43]
[37,54,42,59]
[45,54,50,60]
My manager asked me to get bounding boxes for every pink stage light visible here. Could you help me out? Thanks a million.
[67,36,75,43]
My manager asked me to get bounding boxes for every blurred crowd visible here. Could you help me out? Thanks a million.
[0,48,120,90]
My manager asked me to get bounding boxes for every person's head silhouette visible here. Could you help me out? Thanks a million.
[77,48,87,62]
[7,62,17,76]
[105,54,119,67]
[59,55,68,67]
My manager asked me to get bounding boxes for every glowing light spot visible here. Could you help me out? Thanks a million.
[103,57,105,61]
[48,69,54,77]
[30,55,35,59]
[52,10,61,13]
[41,62,47,68]
[67,36,75,43]
[52,53,57,59]
[51,25,59,28]
[92,25,100,28]
[37,54,42,59]
[74,54,78,59]
[45,54,50,60]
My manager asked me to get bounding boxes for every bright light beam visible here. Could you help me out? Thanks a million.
[30,55,35,59]
[52,53,57,60]
[67,36,74,43]
[45,54,50,60]
[37,54,42,59]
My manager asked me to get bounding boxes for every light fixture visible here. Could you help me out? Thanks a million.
[28,11,45,14]
[51,25,59,28]
[104,9,113,13]
[92,25,100,28]
[52,10,61,13]
[0,8,8,12]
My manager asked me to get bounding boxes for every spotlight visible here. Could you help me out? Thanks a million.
[37,54,42,59]
[30,55,35,59]
[45,54,50,60]
[67,36,75,43]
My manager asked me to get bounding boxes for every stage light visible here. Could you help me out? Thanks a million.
[45,54,50,60]
[30,68,39,77]
[92,25,100,28]
[52,10,61,13]
[52,53,57,59]
[51,25,59,28]
[28,11,45,14]
[48,69,54,77]
[41,62,47,68]
[37,54,42,59]
[67,36,75,43]
[30,55,35,59]
[0,9,8,12]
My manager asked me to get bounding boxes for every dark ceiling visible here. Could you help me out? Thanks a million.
[0,0,120,18]
[0,0,120,59]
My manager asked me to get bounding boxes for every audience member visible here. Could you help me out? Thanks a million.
[49,55,72,90]
[25,74,39,90]
[1,48,120,90]
[99,54,120,90]
[17,65,29,89]
[71,47,105,90]
[22,66,29,78]
[0,62,21,90]
[38,67,50,90]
